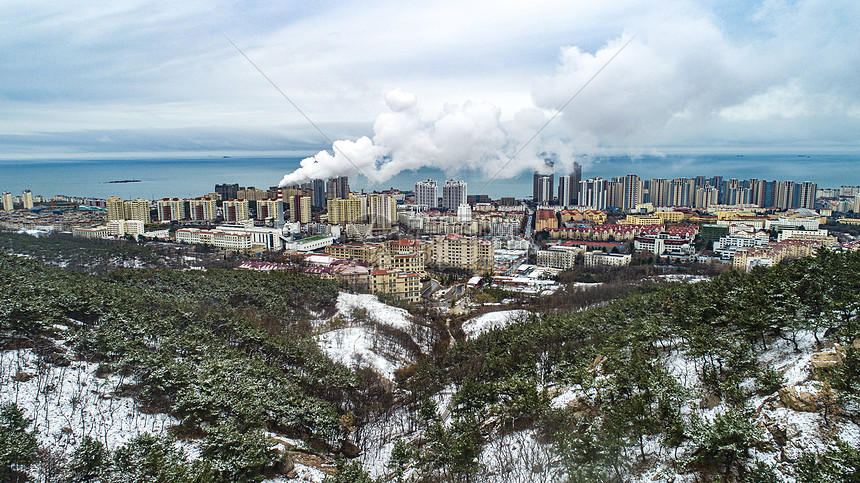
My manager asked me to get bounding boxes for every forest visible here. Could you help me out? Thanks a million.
[1,232,860,482]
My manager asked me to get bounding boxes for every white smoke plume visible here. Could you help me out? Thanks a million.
[278,88,573,187]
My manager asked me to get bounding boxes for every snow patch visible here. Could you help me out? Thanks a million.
[0,347,177,454]
[317,328,406,381]
[461,310,530,339]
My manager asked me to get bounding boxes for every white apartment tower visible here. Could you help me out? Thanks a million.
[22,190,33,210]
[442,179,467,211]
[2,191,13,211]
[414,179,438,208]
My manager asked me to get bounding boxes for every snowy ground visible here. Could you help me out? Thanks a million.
[315,292,434,382]
[653,274,710,283]
[461,310,530,339]
[0,345,176,453]
[478,429,562,483]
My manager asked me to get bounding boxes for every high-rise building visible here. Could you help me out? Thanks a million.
[558,176,573,207]
[774,181,796,210]
[326,176,350,200]
[189,198,217,221]
[222,199,250,222]
[648,179,669,207]
[2,191,13,211]
[668,178,695,207]
[414,179,438,208]
[572,161,582,205]
[156,198,186,221]
[798,181,818,210]
[106,196,125,221]
[123,199,151,223]
[312,179,326,207]
[442,179,467,210]
[367,193,397,229]
[578,177,608,210]
[694,187,719,209]
[622,174,642,211]
[533,172,554,204]
[258,198,286,225]
[287,195,311,224]
[215,183,239,201]
[747,179,766,207]
[327,194,367,224]
[21,190,33,210]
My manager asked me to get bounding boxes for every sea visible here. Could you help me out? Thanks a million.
[0,153,857,201]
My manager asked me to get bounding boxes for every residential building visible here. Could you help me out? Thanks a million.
[106,196,125,221]
[312,179,327,207]
[156,198,186,222]
[107,219,145,237]
[442,179,467,210]
[287,195,311,223]
[327,194,367,224]
[21,190,33,210]
[123,199,151,223]
[535,209,559,231]
[258,198,285,224]
[584,251,631,267]
[72,226,110,239]
[533,172,554,203]
[222,199,250,222]
[189,198,217,221]
[367,193,397,229]
[2,192,13,211]
[415,179,438,208]
[326,243,384,265]
[431,234,494,272]
[215,183,239,201]
[536,245,582,269]
[798,181,818,210]
[369,269,421,303]
[237,187,267,202]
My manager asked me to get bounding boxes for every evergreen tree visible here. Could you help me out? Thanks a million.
[0,403,37,482]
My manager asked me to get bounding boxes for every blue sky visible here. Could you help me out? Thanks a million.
[2,1,859,183]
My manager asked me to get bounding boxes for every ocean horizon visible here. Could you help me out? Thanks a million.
[1,153,858,201]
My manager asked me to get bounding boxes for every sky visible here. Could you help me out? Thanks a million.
[2,0,859,186]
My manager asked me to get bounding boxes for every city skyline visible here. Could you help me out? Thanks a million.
[2,1,859,187]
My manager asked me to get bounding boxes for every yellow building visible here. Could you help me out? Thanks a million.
[189,198,217,221]
[619,214,663,225]
[369,269,421,303]
[431,234,494,272]
[222,199,250,222]
[106,196,125,221]
[257,198,284,223]
[653,211,685,223]
[237,188,267,201]
[378,252,425,275]
[156,198,186,222]
[583,210,607,224]
[326,243,383,265]
[327,194,367,224]
[124,199,151,223]
[287,195,311,223]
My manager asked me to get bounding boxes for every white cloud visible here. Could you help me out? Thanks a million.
[720,82,809,121]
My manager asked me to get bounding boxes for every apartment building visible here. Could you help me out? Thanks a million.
[369,269,421,303]
[431,234,494,272]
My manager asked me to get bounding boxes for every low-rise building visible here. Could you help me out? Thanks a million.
[536,245,582,269]
[369,269,421,303]
[584,251,631,267]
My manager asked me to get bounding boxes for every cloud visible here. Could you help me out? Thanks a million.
[279,90,531,186]
[530,0,860,148]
